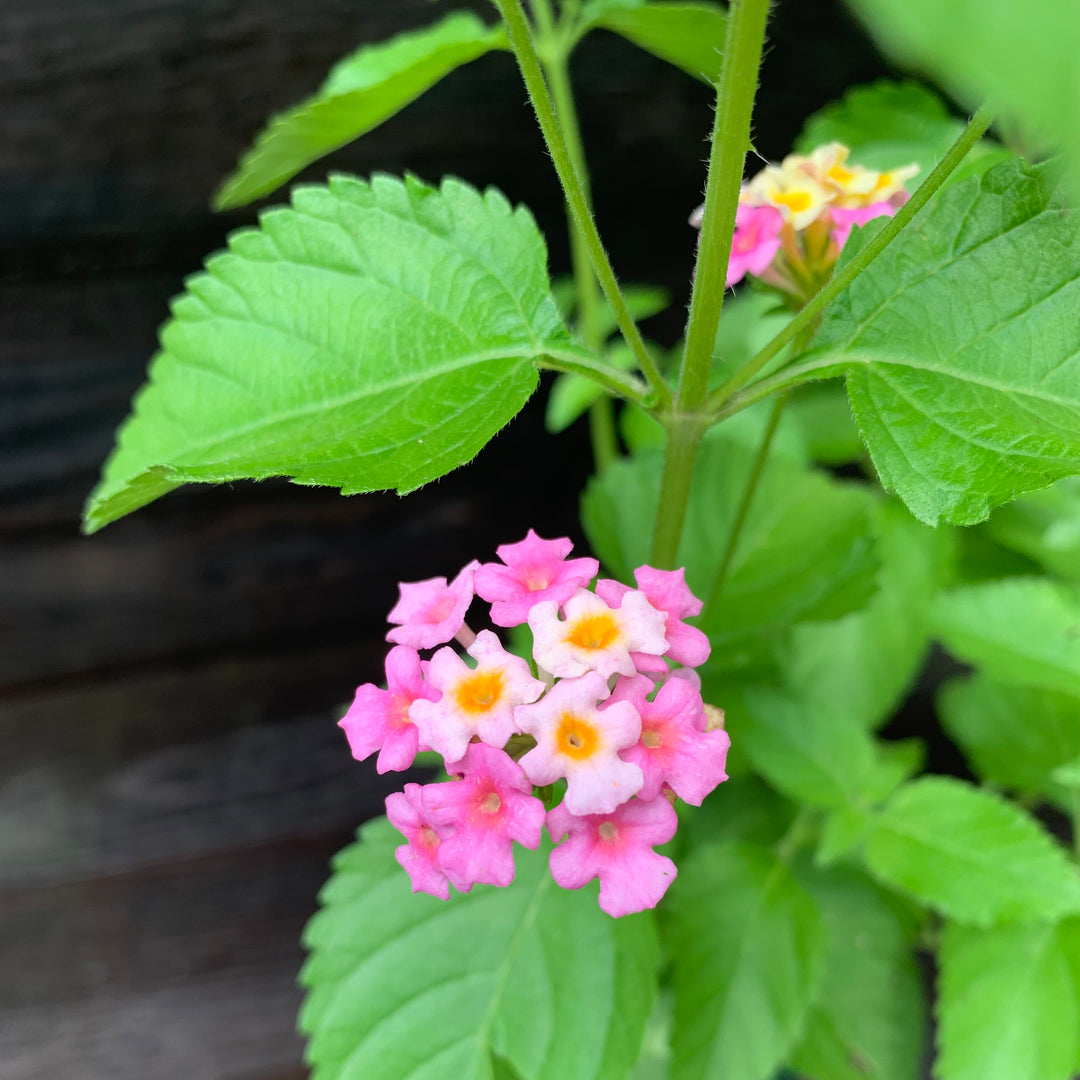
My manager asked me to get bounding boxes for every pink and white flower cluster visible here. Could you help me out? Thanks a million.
[690,141,918,301]
[339,531,730,918]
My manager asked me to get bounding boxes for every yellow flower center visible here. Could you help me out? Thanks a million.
[773,190,813,214]
[828,164,855,185]
[566,612,619,651]
[556,712,599,760]
[598,822,619,842]
[642,729,662,749]
[480,792,502,814]
[455,669,505,715]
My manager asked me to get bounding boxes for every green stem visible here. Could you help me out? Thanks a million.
[1072,790,1080,863]
[704,391,788,616]
[537,347,648,403]
[708,102,996,412]
[494,0,669,404]
[531,0,616,468]
[649,0,771,567]
[709,352,840,421]
[649,418,707,568]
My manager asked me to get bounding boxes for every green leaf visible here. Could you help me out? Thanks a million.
[786,383,863,467]
[84,174,568,532]
[213,13,506,209]
[300,818,659,1080]
[934,578,1080,698]
[795,80,1008,187]
[581,433,878,664]
[938,674,1080,808]
[665,841,828,1080]
[936,919,1080,1080]
[580,1,727,84]
[847,0,1080,197]
[816,805,870,867]
[726,685,878,810]
[779,499,953,731]
[864,777,1080,926]
[813,157,1080,526]
[790,863,927,1080]
[678,776,798,855]
[982,477,1080,582]
[1053,756,1080,790]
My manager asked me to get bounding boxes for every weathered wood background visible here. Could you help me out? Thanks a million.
[0,2,890,1077]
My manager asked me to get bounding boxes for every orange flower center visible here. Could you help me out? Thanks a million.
[555,712,599,760]
[480,792,502,815]
[455,669,505,715]
[773,190,812,214]
[566,612,619,651]
[642,729,662,749]
[419,825,440,850]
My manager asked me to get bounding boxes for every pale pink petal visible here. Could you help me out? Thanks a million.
[386,560,479,649]
[547,797,679,917]
[831,201,896,249]
[475,530,599,627]
[386,784,451,900]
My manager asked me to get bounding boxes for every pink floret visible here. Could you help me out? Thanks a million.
[386,783,452,900]
[830,201,896,249]
[547,796,679,917]
[475,530,600,627]
[596,566,710,668]
[611,674,730,804]
[424,743,546,890]
[727,203,783,286]
[339,646,437,773]
[386,560,480,650]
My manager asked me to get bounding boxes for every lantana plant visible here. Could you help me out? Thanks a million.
[85,1,1080,1079]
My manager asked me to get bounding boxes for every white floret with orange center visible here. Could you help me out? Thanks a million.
[515,671,644,816]
[528,587,668,680]
[409,629,546,763]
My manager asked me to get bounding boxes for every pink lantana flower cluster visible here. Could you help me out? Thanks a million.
[690,141,918,302]
[339,531,730,918]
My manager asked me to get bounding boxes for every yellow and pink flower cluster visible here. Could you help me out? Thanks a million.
[339,531,729,917]
[692,142,918,302]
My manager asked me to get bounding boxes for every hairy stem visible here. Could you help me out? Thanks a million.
[537,347,648,404]
[649,0,772,566]
[708,102,996,412]
[494,0,669,403]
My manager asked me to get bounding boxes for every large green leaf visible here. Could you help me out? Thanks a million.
[938,674,1080,808]
[779,499,953,731]
[936,919,1080,1080]
[581,433,878,663]
[864,777,1080,926]
[214,13,506,209]
[846,0,1080,196]
[796,80,1008,187]
[84,175,569,532]
[813,158,1080,526]
[300,817,659,1080]
[982,477,1080,582]
[579,1,727,84]
[665,841,828,1080]
[790,863,926,1080]
[725,685,878,810]
[934,578,1080,698]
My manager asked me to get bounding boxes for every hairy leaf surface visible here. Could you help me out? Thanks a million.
[85,175,568,532]
[815,158,1080,526]
[300,818,659,1080]
[214,13,506,208]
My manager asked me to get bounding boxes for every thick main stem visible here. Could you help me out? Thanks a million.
[708,102,996,412]
[494,0,668,403]
[649,0,771,567]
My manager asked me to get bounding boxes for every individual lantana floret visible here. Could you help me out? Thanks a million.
[547,795,680,918]
[424,743,546,890]
[386,559,480,650]
[691,140,918,303]
[385,782,453,900]
[475,529,599,627]
[609,674,730,804]
[410,629,546,762]
[339,645,437,773]
[515,671,644,815]
[529,587,668,679]
[344,531,729,917]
